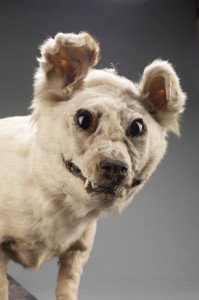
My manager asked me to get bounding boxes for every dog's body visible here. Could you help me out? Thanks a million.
[0,32,186,300]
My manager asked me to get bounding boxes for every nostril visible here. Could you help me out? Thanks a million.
[121,166,128,173]
[101,164,112,171]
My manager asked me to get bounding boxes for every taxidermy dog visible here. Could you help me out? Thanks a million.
[0,32,186,300]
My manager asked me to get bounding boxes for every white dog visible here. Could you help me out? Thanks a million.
[0,32,186,300]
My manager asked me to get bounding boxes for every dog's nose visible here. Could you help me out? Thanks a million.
[99,159,128,185]
[100,159,128,174]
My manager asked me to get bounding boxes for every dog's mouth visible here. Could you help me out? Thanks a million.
[62,155,142,195]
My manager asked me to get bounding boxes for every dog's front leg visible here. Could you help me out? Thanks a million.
[0,248,8,300]
[56,222,96,300]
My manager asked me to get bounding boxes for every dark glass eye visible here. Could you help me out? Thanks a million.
[128,119,144,137]
[75,109,96,131]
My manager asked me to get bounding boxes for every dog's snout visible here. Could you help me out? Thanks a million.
[99,159,128,180]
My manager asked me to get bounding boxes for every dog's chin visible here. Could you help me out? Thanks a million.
[91,194,117,208]
[85,183,125,208]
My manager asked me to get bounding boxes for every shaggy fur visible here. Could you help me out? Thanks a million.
[0,32,186,300]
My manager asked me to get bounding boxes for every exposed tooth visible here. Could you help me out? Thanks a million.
[84,179,89,188]
[91,182,97,189]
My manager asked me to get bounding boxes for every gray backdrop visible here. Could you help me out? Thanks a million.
[0,0,198,299]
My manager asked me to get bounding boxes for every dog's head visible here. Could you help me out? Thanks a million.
[31,32,186,215]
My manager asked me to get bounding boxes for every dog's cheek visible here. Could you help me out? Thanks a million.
[138,122,167,183]
[126,135,149,181]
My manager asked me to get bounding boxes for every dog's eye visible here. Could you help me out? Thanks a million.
[75,109,96,132]
[128,119,145,137]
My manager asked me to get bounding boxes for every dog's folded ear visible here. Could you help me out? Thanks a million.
[38,32,100,89]
[138,60,186,135]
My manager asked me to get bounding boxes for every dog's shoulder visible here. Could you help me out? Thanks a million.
[0,115,33,144]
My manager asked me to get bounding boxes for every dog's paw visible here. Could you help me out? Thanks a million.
[38,32,100,86]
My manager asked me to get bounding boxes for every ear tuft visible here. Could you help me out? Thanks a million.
[139,59,186,134]
[38,31,100,88]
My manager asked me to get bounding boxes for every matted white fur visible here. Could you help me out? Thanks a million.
[0,32,186,300]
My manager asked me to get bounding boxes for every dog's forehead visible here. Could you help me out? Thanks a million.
[71,88,143,122]
[70,69,144,115]
[84,68,136,92]
[77,92,125,112]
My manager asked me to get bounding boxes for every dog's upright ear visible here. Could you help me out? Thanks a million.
[138,60,186,135]
[33,32,100,104]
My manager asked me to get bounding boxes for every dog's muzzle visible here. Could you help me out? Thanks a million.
[84,159,128,195]
[62,155,142,195]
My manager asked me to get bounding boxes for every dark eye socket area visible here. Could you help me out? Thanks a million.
[128,118,145,137]
[75,109,96,132]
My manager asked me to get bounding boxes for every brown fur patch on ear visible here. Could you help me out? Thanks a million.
[148,76,167,110]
